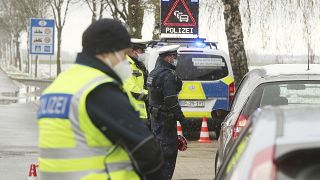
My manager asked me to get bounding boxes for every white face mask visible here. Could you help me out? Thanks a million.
[171,59,178,66]
[137,53,146,63]
[112,52,131,81]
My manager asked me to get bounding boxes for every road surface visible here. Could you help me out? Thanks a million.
[173,142,216,180]
[0,69,39,179]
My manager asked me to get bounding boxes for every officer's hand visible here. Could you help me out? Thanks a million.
[178,113,185,121]
[177,114,187,127]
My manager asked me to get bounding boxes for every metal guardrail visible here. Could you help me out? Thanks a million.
[10,77,53,85]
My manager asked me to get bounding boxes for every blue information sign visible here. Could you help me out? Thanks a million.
[30,18,55,55]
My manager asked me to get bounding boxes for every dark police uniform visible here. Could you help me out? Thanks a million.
[147,57,184,179]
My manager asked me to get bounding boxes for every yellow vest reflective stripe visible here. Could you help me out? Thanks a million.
[41,170,106,180]
[38,64,140,180]
[40,147,109,158]
[124,56,148,119]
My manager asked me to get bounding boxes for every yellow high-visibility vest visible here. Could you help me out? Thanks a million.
[38,64,140,180]
[123,56,148,120]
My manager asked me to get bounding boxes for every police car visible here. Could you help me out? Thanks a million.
[146,38,234,138]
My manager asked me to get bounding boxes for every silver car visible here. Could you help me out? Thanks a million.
[214,64,320,173]
[215,105,320,180]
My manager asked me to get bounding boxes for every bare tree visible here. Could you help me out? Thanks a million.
[0,6,11,65]
[0,30,11,65]
[221,0,248,85]
[0,0,28,71]
[104,0,145,38]
[127,0,144,38]
[147,0,160,39]
[48,0,72,75]
[84,0,106,23]
[299,0,316,64]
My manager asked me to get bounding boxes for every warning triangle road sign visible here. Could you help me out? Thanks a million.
[163,0,197,27]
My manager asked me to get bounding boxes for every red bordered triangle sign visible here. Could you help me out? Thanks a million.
[163,0,197,27]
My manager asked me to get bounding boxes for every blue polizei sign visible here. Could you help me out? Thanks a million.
[30,18,55,55]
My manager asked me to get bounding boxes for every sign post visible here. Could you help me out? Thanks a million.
[50,55,52,78]
[161,0,199,37]
[30,19,55,55]
[30,18,55,77]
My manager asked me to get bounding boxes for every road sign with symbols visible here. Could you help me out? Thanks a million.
[30,18,55,55]
[161,0,199,36]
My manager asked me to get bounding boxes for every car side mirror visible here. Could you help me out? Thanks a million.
[132,70,142,77]
[211,109,230,119]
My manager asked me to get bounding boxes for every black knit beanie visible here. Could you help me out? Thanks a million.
[82,19,131,54]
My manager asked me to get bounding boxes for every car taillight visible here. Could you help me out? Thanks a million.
[232,114,248,139]
[249,146,277,180]
[229,82,235,102]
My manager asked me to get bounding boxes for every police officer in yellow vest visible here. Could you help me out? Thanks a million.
[37,19,164,180]
[124,39,149,122]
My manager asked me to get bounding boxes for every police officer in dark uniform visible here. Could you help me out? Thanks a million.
[147,45,184,179]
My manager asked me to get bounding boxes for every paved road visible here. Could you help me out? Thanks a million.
[0,102,39,179]
[0,68,217,179]
[173,142,216,180]
[0,69,39,179]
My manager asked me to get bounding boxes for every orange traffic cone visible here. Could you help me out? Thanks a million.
[177,121,183,136]
[198,117,212,143]
[28,163,38,180]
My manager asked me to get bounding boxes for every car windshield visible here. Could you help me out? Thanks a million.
[175,54,228,81]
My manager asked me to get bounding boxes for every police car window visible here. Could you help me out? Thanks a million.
[176,54,228,81]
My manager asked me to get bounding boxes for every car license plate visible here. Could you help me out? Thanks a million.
[180,100,205,107]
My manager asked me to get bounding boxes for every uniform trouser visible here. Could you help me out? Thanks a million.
[150,114,178,180]
[162,147,178,180]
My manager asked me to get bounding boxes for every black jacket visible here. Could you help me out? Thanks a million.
[147,57,184,121]
[76,53,164,179]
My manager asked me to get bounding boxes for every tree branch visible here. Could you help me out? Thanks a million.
[49,1,59,28]
[85,0,94,12]
[99,0,104,19]
[123,0,128,18]
[110,0,127,20]
[62,0,71,27]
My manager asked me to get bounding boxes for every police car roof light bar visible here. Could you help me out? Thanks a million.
[147,38,218,50]
[162,38,206,43]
